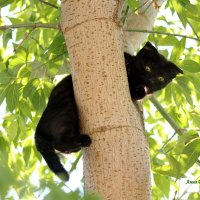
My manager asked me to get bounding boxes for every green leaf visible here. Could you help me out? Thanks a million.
[157,36,179,46]
[171,83,185,108]
[17,64,31,79]
[46,32,66,55]
[154,155,181,178]
[154,174,170,198]
[170,38,186,62]
[177,130,199,146]
[0,85,9,105]
[173,139,200,176]
[18,117,26,134]
[0,72,12,84]
[190,112,200,127]
[176,76,193,106]
[0,0,13,8]
[127,0,139,11]
[188,193,200,200]
[172,1,187,27]
[44,187,79,200]
[3,29,12,47]
[23,79,39,98]
[7,120,18,141]
[163,141,180,154]
[19,99,32,119]
[0,163,16,199]
[23,146,32,166]
[167,155,182,177]
[43,81,53,98]
[8,17,23,25]
[0,63,7,72]
[6,82,21,112]
[0,135,9,151]
[187,75,200,97]
[30,88,46,112]
[183,138,200,154]
[180,60,200,73]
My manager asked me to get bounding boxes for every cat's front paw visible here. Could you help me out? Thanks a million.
[131,86,146,100]
[80,134,92,147]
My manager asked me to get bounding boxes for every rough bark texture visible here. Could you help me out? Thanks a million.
[60,0,151,199]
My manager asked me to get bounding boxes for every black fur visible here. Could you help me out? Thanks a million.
[35,42,183,181]
[125,42,183,100]
[35,76,91,181]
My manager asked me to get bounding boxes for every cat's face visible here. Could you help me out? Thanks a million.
[132,42,183,94]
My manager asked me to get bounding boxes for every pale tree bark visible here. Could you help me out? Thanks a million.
[60,0,163,199]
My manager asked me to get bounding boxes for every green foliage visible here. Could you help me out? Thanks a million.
[146,1,200,199]
[0,0,200,199]
[127,0,139,11]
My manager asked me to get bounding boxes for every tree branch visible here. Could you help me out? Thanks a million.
[149,95,184,135]
[0,23,59,30]
[125,28,199,41]
[14,28,34,52]
[1,23,198,42]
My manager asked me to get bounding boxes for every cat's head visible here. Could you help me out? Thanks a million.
[131,42,183,97]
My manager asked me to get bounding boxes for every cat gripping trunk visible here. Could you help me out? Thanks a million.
[34,42,181,181]
[35,132,69,181]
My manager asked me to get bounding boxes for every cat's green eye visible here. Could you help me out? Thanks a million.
[145,66,151,72]
[158,76,165,82]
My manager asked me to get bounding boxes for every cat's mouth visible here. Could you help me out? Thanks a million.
[144,86,151,95]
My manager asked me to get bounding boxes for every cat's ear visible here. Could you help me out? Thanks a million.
[143,42,158,53]
[124,52,133,60]
[138,42,158,57]
[169,62,183,77]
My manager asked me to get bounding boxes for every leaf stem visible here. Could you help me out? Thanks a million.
[14,28,34,52]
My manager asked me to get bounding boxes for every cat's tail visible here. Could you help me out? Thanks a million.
[35,131,69,181]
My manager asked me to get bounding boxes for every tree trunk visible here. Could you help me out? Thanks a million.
[60,0,151,199]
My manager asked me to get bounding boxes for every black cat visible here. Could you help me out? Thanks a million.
[35,42,183,181]
[125,42,183,99]
[35,76,91,181]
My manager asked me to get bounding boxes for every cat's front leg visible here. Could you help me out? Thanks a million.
[79,134,92,147]
[55,134,91,153]
[131,85,147,100]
